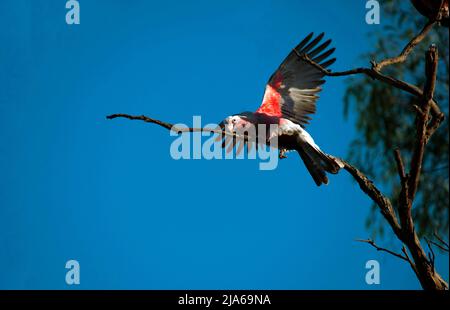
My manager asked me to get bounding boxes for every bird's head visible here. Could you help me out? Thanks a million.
[219,112,254,133]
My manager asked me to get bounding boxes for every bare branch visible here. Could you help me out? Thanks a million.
[425,238,436,273]
[426,114,446,141]
[433,231,450,251]
[297,18,444,127]
[299,54,444,122]
[383,46,450,290]
[394,149,410,215]
[394,149,407,180]
[106,113,249,141]
[311,43,446,290]
[408,46,439,203]
[373,21,436,71]
[321,43,447,289]
[428,239,449,253]
[107,114,176,130]
[356,239,410,262]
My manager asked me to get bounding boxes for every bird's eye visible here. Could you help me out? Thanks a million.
[232,118,236,124]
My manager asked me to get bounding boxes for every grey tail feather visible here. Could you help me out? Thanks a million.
[297,148,328,186]
[301,142,343,174]
[296,140,344,186]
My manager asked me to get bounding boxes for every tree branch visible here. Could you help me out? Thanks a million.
[433,232,450,252]
[394,149,410,215]
[107,114,177,130]
[299,54,444,122]
[297,20,444,123]
[394,149,407,180]
[356,239,411,263]
[408,46,438,203]
[372,21,436,71]
[391,46,447,290]
[425,237,436,274]
[300,35,447,289]
[429,240,449,252]
[106,114,248,140]
[300,36,448,289]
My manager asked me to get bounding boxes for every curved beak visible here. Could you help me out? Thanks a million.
[218,118,234,132]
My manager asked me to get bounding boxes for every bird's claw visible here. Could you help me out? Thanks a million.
[279,149,288,159]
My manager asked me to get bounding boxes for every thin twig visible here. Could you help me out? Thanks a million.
[107,114,176,130]
[373,21,436,71]
[434,231,450,250]
[356,239,409,262]
[428,239,449,252]
[106,114,249,141]
[425,237,436,274]
[394,148,407,180]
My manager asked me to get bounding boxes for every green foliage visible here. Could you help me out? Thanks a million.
[344,0,449,239]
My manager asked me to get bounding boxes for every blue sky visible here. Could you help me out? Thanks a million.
[0,0,448,289]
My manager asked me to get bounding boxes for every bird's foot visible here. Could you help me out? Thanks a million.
[279,149,288,159]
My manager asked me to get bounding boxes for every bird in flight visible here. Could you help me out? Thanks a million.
[218,33,343,186]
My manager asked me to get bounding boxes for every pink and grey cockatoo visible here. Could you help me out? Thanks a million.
[218,33,343,186]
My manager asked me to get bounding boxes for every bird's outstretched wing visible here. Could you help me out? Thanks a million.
[256,33,336,127]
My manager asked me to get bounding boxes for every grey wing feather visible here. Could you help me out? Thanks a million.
[267,33,336,127]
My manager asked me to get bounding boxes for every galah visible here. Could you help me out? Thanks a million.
[218,33,344,186]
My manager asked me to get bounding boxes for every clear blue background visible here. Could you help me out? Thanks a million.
[0,0,447,289]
